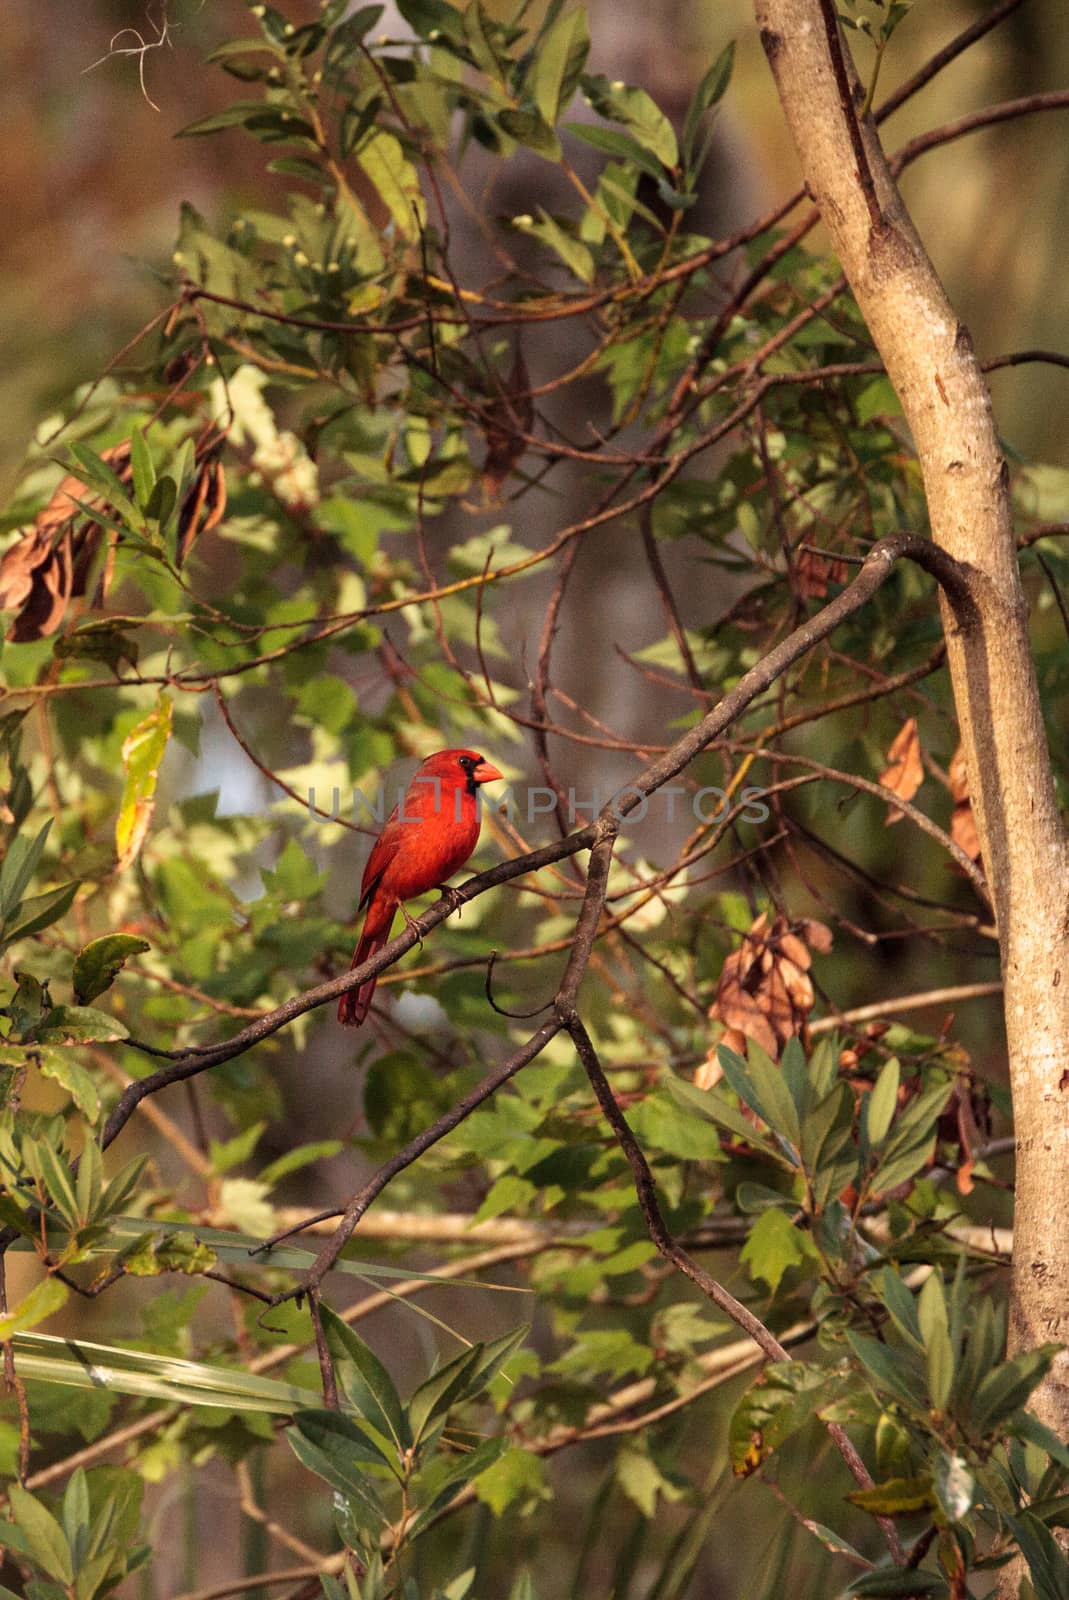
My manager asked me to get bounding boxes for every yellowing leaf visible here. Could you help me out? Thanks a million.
[35,1048,103,1123]
[218,1178,276,1237]
[474,1448,549,1516]
[116,694,172,870]
[739,1208,817,1293]
[73,933,151,1004]
[0,1275,68,1340]
[355,131,426,239]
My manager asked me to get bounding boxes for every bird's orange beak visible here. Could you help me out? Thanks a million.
[472,760,503,785]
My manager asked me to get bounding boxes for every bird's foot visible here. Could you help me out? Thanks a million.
[438,885,465,918]
[398,902,425,950]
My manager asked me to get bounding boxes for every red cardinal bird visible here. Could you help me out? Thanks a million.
[338,748,502,1027]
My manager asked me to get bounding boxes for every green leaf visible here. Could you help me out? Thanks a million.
[918,1273,953,1411]
[287,1411,389,1515]
[408,1436,508,1537]
[75,1549,115,1600]
[972,1344,1062,1433]
[563,121,664,179]
[8,1483,73,1584]
[462,0,507,78]
[98,1154,149,1219]
[115,694,172,870]
[145,474,177,529]
[728,1362,831,1477]
[75,1137,103,1224]
[513,209,593,281]
[65,442,140,528]
[682,42,735,166]
[321,1305,411,1451]
[354,130,426,237]
[474,1447,549,1516]
[847,1475,935,1516]
[0,1276,68,1339]
[866,1057,900,1147]
[497,109,562,161]
[471,1173,536,1226]
[0,882,79,954]
[715,1045,772,1126]
[1008,1411,1069,1471]
[129,430,156,509]
[630,1088,723,1164]
[528,9,589,124]
[209,1120,267,1176]
[796,1520,869,1566]
[876,1269,924,1354]
[1006,1513,1069,1600]
[743,1048,802,1150]
[409,1344,486,1445]
[177,101,291,138]
[290,1407,390,1471]
[869,1075,953,1197]
[28,1136,80,1225]
[12,1330,327,1413]
[0,819,52,919]
[72,934,151,1005]
[846,1332,926,1408]
[33,1005,128,1045]
[396,0,464,43]
[61,1466,90,1571]
[867,1130,938,1197]
[121,1229,218,1278]
[739,1208,816,1293]
[848,1570,948,1597]
[662,1073,783,1164]
[582,74,678,168]
[615,1440,682,1518]
[258,1140,343,1186]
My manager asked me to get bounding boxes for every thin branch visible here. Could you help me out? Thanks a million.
[811,982,1003,1033]
[309,1291,338,1410]
[739,742,991,902]
[874,0,1028,124]
[563,1015,903,1563]
[890,90,1069,176]
[817,0,884,234]
[265,1022,561,1289]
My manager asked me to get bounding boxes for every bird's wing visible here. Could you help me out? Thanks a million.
[358,802,401,911]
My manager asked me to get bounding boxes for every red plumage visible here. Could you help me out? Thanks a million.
[338,748,502,1027]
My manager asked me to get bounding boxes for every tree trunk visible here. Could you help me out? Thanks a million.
[752,0,1069,1436]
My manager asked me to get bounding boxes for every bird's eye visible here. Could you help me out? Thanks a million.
[459,755,476,772]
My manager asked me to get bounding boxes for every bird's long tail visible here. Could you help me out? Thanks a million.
[338,899,395,1027]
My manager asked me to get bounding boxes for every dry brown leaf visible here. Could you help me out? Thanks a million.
[0,442,133,641]
[794,547,849,599]
[700,912,833,1082]
[879,717,923,824]
[802,918,833,954]
[777,931,812,971]
[0,433,228,641]
[176,450,228,567]
[947,744,982,862]
[694,1054,725,1091]
[951,804,981,862]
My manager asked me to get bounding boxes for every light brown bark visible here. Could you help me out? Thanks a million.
[753,0,1069,1433]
